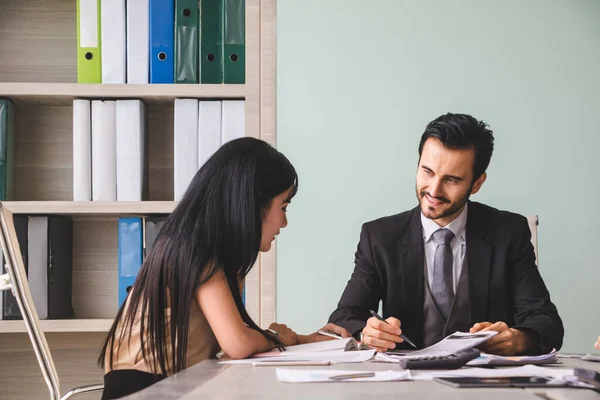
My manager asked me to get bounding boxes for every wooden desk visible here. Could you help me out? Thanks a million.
[122,358,600,400]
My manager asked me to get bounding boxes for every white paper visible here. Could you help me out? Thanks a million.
[558,353,600,362]
[254,337,366,356]
[219,350,376,365]
[411,365,575,381]
[467,349,558,366]
[382,331,498,360]
[276,368,412,383]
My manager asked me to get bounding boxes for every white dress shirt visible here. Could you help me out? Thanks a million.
[421,203,468,293]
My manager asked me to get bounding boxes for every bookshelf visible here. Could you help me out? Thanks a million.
[0,0,277,399]
[2,201,176,215]
[0,82,246,105]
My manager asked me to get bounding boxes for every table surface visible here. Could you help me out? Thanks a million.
[122,356,600,400]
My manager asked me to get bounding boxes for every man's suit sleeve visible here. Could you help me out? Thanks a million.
[328,223,382,337]
[510,216,564,354]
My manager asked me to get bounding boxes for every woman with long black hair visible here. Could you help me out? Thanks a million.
[98,137,349,399]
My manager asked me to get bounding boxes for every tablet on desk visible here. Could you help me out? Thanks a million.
[434,376,570,389]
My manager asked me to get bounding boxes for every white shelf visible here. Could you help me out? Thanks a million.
[0,319,113,333]
[1,201,176,216]
[0,82,246,105]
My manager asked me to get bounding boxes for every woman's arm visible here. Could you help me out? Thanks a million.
[196,269,294,359]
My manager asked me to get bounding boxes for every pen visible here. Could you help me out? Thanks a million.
[317,329,344,340]
[329,372,375,381]
[368,309,417,348]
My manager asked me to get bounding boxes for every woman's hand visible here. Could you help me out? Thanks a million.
[297,323,352,345]
[267,323,298,346]
[595,335,600,350]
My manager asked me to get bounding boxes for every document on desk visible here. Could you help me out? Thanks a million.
[255,337,369,356]
[276,368,412,383]
[376,331,498,362]
[219,349,376,365]
[411,365,575,381]
[467,349,558,366]
[558,353,600,362]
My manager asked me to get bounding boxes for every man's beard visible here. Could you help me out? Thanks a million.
[415,185,472,221]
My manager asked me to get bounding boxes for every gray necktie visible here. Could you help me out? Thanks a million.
[431,228,455,319]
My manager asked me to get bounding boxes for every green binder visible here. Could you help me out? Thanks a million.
[200,0,223,83]
[0,100,15,201]
[175,0,200,83]
[223,0,245,84]
[76,0,102,83]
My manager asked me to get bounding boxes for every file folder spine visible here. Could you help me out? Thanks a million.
[200,0,223,83]
[175,0,200,83]
[77,0,102,83]
[0,99,15,201]
[149,0,175,84]
[223,0,245,84]
[118,218,143,307]
[127,0,150,83]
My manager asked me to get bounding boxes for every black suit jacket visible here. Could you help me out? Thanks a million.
[328,201,564,354]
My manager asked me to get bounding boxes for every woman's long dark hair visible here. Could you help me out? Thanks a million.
[98,137,298,376]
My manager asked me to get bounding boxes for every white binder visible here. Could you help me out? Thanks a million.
[198,101,222,169]
[101,0,126,83]
[72,100,92,201]
[126,0,150,83]
[91,100,117,201]
[222,100,245,144]
[174,99,199,201]
[116,100,145,201]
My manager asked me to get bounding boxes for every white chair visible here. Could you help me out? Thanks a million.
[527,215,539,266]
[0,203,103,400]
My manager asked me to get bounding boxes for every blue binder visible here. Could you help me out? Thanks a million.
[149,0,175,83]
[118,217,143,307]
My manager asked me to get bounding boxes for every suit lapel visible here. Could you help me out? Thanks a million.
[465,202,492,324]
[399,207,425,347]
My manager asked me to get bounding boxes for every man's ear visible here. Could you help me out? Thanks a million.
[470,172,487,195]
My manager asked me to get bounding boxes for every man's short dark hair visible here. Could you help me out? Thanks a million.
[418,113,495,181]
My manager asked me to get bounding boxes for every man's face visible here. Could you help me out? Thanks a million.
[415,138,486,225]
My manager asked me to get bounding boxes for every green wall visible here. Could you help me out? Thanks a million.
[276,0,600,352]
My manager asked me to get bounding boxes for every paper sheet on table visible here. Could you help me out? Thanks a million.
[376,331,498,363]
[219,349,376,364]
[558,353,600,362]
[467,349,558,366]
[276,368,412,383]
[411,365,575,381]
[253,337,368,357]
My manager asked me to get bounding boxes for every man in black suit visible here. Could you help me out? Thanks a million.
[328,113,563,356]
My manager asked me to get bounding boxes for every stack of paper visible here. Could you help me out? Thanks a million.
[375,331,497,363]
[558,353,600,362]
[256,337,369,356]
[411,365,576,381]
[467,349,558,366]
[276,369,411,383]
[219,350,376,365]
[219,338,376,365]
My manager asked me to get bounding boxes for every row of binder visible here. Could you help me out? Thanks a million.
[117,215,246,307]
[118,216,166,306]
[0,100,15,201]
[77,0,245,84]
[174,98,245,200]
[72,99,246,202]
[73,99,145,201]
[0,215,73,320]
[0,214,168,319]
